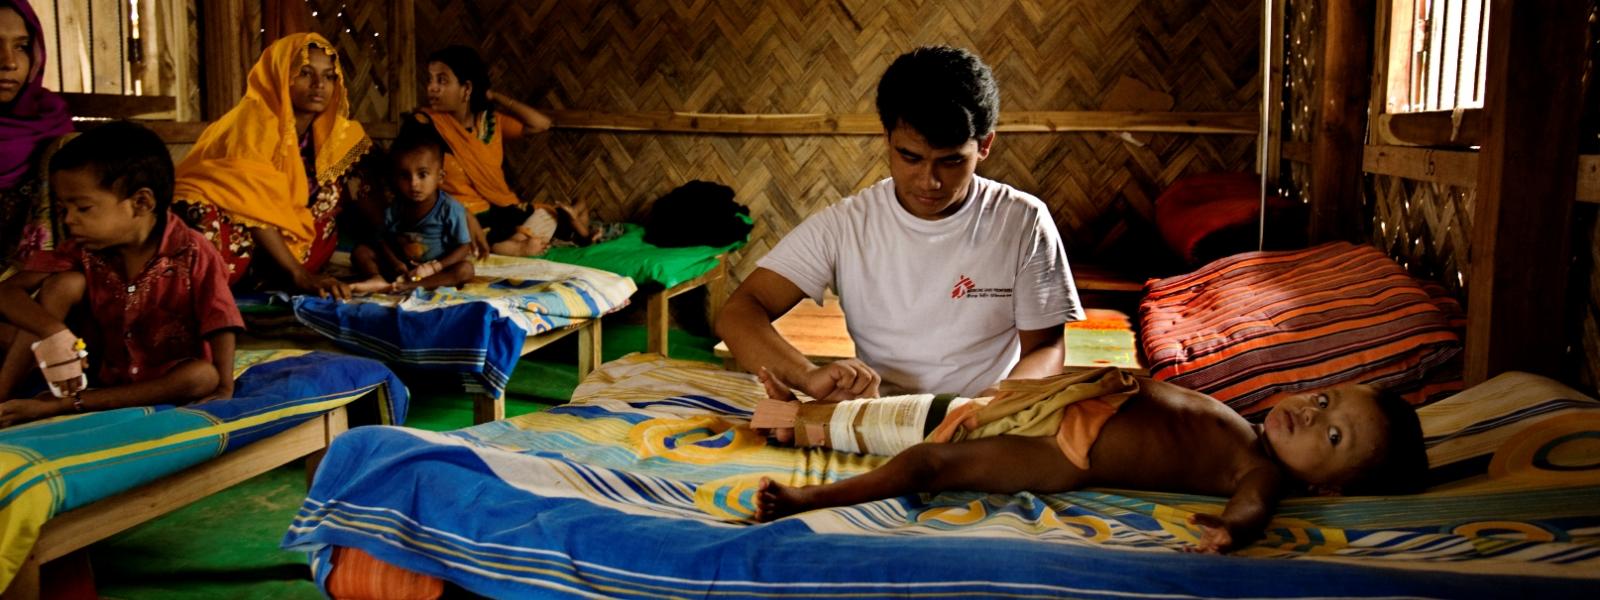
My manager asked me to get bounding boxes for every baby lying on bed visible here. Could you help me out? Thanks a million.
[749,366,1426,553]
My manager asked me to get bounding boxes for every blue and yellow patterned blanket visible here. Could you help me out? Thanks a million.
[293,255,636,397]
[283,356,1599,598]
[0,349,408,589]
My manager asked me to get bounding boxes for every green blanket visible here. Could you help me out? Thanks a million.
[540,222,744,289]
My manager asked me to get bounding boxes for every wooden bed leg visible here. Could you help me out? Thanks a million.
[647,289,670,356]
[578,319,602,379]
[304,409,350,489]
[0,554,41,600]
[473,393,505,424]
[705,260,729,329]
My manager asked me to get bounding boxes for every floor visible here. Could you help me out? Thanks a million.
[88,322,721,600]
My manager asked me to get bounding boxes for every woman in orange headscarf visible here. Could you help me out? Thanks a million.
[174,33,381,298]
[422,45,614,258]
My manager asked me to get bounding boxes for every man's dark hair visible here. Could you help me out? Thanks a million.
[875,46,1000,147]
[391,112,449,166]
[1341,388,1429,496]
[426,45,492,115]
[49,120,175,215]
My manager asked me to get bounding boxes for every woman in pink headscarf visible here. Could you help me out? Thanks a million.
[0,0,73,280]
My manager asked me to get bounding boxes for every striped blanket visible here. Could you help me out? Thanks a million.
[283,355,1598,598]
[293,255,635,397]
[1141,242,1464,415]
[0,349,407,589]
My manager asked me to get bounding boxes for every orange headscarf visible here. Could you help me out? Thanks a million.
[173,33,369,261]
[421,108,524,213]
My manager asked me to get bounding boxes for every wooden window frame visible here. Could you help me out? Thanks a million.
[1373,0,1488,148]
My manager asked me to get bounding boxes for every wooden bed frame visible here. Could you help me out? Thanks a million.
[238,318,603,426]
[470,318,602,424]
[0,406,350,600]
[644,254,729,357]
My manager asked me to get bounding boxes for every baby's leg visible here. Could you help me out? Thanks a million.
[350,244,384,279]
[754,435,1087,522]
[347,244,393,294]
[0,272,86,399]
[413,260,475,290]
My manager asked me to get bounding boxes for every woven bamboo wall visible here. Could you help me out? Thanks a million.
[1279,0,1316,205]
[1281,0,1600,391]
[410,0,1262,282]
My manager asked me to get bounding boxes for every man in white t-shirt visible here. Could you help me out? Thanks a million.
[715,46,1082,400]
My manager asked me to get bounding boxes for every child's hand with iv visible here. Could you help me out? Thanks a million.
[31,328,88,397]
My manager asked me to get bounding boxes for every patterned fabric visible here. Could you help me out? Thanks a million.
[1140,242,1463,416]
[21,213,244,385]
[282,355,1599,599]
[1416,371,1600,489]
[173,33,371,272]
[0,169,47,280]
[291,254,635,397]
[0,350,408,590]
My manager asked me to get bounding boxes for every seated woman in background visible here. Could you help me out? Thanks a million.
[421,45,612,257]
[174,32,383,299]
[0,0,73,281]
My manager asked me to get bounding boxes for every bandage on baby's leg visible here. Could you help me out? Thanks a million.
[754,394,949,455]
[31,329,88,397]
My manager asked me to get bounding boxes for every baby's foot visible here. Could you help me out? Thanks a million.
[555,201,594,239]
[348,278,394,295]
[753,477,810,522]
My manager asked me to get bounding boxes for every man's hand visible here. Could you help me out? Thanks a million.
[293,270,352,301]
[795,359,881,402]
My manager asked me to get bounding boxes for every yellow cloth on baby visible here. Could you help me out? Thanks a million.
[928,367,1140,469]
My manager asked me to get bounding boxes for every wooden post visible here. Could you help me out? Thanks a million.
[1308,0,1375,243]
[473,393,505,424]
[262,0,311,43]
[1464,0,1587,384]
[389,0,417,121]
[200,0,249,120]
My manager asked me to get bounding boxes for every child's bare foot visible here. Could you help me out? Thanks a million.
[750,367,798,443]
[491,231,550,257]
[348,277,394,295]
[753,477,811,522]
[555,201,603,245]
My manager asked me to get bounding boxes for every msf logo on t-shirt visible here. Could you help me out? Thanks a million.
[951,274,976,298]
[951,274,1013,300]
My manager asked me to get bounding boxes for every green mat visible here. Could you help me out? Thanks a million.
[539,222,745,289]
[91,322,719,599]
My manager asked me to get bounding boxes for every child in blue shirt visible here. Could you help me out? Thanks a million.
[351,119,475,293]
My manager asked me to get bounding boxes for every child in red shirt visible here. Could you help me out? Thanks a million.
[0,121,243,427]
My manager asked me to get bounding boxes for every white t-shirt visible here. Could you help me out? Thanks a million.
[758,176,1083,396]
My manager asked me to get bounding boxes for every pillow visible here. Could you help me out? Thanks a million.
[1153,172,1293,266]
[1417,371,1600,489]
[1140,242,1462,416]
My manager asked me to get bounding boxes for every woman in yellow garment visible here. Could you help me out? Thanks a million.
[173,33,382,299]
[419,45,563,257]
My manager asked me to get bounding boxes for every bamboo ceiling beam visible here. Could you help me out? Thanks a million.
[544,110,1258,136]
